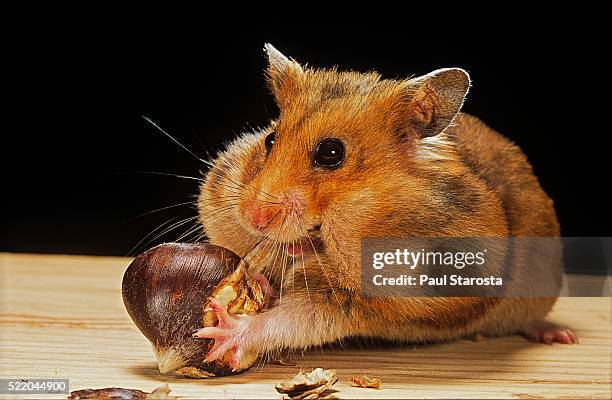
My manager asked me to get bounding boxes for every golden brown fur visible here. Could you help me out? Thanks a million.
[196,44,564,366]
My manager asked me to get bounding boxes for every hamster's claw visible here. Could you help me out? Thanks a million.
[193,297,252,370]
[524,322,578,344]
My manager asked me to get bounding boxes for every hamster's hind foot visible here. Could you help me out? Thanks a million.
[523,321,578,344]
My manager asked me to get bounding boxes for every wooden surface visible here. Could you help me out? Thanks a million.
[1,252,610,399]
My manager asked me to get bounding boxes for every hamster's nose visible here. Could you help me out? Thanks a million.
[247,200,278,231]
[245,191,305,232]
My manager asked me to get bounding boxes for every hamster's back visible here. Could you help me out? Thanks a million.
[449,113,560,237]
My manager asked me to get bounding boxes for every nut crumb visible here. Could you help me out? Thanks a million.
[350,375,382,389]
[146,384,175,400]
[275,368,338,399]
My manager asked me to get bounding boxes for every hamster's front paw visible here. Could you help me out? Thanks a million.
[194,297,258,371]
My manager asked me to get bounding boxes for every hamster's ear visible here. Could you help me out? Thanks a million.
[264,43,304,106]
[404,68,470,138]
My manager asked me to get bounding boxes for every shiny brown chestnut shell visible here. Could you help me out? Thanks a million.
[122,242,264,377]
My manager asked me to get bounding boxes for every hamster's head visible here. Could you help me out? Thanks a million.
[198,44,470,283]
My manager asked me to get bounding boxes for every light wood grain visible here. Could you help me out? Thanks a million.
[1,252,610,399]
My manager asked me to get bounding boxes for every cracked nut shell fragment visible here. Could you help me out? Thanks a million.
[122,243,265,377]
[275,368,339,399]
[68,384,175,400]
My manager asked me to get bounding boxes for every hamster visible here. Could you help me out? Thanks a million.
[194,44,577,370]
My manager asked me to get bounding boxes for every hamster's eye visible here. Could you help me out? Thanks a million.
[264,131,275,156]
[313,138,345,169]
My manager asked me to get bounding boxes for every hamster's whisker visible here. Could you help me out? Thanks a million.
[208,180,246,197]
[223,181,278,205]
[199,205,236,223]
[200,204,236,217]
[253,187,279,201]
[142,116,209,165]
[242,239,266,263]
[242,231,273,261]
[200,197,240,207]
[200,194,242,201]
[254,199,283,205]
[132,216,199,255]
[279,241,288,304]
[175,223,203,243]
[218,163,277,201]
[214,163,260,196]
[280,228,292,302]
[242,209,282,266]
[212,174,247,193]
[127,216,180,256]
[126,200,196,223]
[299,237,311,304]
[268,236,283,279]
[147,216,199,244]
[298,216,344,314]
[125,171,204,181]
[269,215,288,302]
[193,137,216,168]
[205,166,248,193]
[261,209,283,231]
[190,231,208,244]
[260,235,279,263]
[208,163,278,202]
[276,214,289,304]
[215,187,247,199]
[181,227,203,243]
[245,238,276,285]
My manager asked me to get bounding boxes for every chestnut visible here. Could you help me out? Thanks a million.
[122,243,265,377]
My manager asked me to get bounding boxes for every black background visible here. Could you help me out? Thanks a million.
[3,24,608,272]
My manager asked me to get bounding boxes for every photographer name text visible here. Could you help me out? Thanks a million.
[372,274,503,286]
